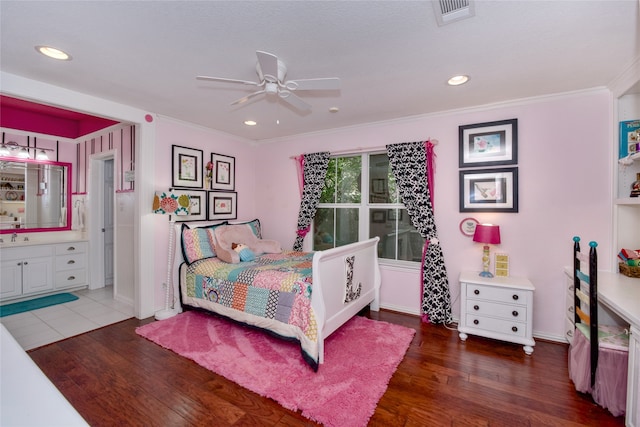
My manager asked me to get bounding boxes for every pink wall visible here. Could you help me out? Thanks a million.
[152,117,257,309]
[253,90,613,340]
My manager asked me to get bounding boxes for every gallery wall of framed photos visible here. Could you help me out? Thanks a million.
[171,145,237,221]
[458,119,519,213]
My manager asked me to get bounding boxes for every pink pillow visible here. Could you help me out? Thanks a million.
[214,224,281,264]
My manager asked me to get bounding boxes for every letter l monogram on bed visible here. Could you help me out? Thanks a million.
[344,255,362,304]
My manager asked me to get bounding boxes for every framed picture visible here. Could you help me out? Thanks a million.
[371,178,387,194]
[210,153,235,191]
[459,167,518,212]
[172,145,203,188]
[459,217,479,237]
[459,119,518,168]
[208,191,237,220]
[371,210,386,223]
[388,209,403,221]
[495,253,510,277]
[170,189,207,222]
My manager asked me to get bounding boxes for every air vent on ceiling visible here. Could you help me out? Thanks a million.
[433,0,475,26]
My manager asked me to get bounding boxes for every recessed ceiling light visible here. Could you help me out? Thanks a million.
[447,75,469,86]
[35,45,72,61]
[244,120,257,126]
[329,107,339,113]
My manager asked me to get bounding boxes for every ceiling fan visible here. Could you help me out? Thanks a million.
[196,51,340,111]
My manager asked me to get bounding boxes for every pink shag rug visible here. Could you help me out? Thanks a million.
[136,310,415,427]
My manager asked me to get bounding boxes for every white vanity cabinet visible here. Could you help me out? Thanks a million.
[1,245,54,299]
[53,242,88,290]
[0,240,88,302]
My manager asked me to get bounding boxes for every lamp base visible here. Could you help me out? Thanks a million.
[479,271,494,278]
[154,308,178,321]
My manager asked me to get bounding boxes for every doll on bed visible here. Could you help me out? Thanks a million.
[231,242,256,262]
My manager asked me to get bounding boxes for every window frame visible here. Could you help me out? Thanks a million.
[312,151,422,267]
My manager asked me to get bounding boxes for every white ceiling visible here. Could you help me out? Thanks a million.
[1,1,638,142]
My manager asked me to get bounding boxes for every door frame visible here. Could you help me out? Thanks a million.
[4,71,157,319]
[88,151,116,291]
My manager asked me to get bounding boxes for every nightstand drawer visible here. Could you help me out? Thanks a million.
[464,314,527,338]
[466,284,529,305]
[465,299,527,321]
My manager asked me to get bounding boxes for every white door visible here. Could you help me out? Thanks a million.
[103,159,114,286]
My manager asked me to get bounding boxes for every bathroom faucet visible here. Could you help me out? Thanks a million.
[11,232,17,242]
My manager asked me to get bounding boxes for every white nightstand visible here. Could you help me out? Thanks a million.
[458,271,535,355]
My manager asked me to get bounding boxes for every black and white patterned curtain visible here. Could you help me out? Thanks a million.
[387,141,452,324]
[293,152,330,251]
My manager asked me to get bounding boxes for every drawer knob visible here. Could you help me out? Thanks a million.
[568,330,573,337]
[67,260,75,264]
[473,319,479,325]
[474,289,480,295]
[512,294,519,301]
[67,276,76,280]
[512,326,518,332]
[67,246,76,251]
[473,305,479,311]
[512,310,519,317]
[569,307,574,313]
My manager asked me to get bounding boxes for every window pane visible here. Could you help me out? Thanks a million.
[320,157,361,204]
[319,159,337,203]
[369,153,398,204]
[314,207,359,250]
[336,156,361,204]
[370,208,425,262]
[314,208,335,250]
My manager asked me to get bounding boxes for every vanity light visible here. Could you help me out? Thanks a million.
[0,141,55,160]
[447,75,470,86]
[244,120,257,126]
[35,45,72,61]
[17,148,30,159]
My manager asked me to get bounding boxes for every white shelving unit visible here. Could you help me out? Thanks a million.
[610,57,640,427]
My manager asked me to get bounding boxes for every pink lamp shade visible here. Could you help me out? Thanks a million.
[473,224,501,244]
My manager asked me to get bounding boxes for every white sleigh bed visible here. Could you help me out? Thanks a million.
[171,220,381,370]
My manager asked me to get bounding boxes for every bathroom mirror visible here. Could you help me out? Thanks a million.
[0,159,71,233]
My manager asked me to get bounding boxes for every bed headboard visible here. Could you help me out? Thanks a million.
[170,220,227,311]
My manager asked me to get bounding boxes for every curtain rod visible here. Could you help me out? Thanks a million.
[289,139,438,159]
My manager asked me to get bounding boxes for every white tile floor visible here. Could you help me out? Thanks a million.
[0,286,134,351]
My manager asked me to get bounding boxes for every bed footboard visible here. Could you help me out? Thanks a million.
[312,237,381,364]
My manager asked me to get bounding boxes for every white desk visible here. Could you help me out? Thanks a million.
[589,271,640,427]
[596,271,640,328]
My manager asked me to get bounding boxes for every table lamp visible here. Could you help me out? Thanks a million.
[473,224,501,278]
[152,190,190,320]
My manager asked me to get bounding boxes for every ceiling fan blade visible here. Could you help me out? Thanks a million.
[285,78,341,91]
[196,76,259,86]
[230,90,265,106]
[278,90,312,111]
[256,51,279,82]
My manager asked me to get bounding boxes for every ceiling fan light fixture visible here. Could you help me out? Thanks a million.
[448,75,470,86]
[35,45,72,61]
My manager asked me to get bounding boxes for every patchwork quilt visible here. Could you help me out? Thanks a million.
[181,251,320,368]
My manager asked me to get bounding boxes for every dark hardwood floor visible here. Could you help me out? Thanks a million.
[27,309,625,426]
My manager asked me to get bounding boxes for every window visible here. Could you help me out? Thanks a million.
[313,153,425,263]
